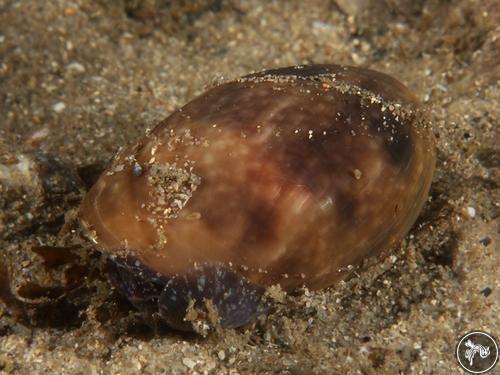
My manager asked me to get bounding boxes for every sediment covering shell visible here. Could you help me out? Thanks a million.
[79,64,436,331]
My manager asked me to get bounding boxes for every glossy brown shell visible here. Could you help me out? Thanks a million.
[80,64,435,305]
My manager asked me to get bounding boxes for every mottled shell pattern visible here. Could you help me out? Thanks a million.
[79,64,436,331]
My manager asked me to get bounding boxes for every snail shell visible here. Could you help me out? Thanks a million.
[79,64,436,331]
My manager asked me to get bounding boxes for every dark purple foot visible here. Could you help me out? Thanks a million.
[158,264,265,332]
[107,258,166,317]
[107,258,266,333]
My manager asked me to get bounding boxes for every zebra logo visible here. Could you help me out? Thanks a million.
[456,331,498,374]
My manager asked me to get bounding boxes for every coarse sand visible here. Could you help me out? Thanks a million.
[0,0,498,374]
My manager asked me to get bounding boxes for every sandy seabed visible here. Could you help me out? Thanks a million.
[0,0,498,374]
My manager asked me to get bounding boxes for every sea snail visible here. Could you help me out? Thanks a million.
[79,64,436,332]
